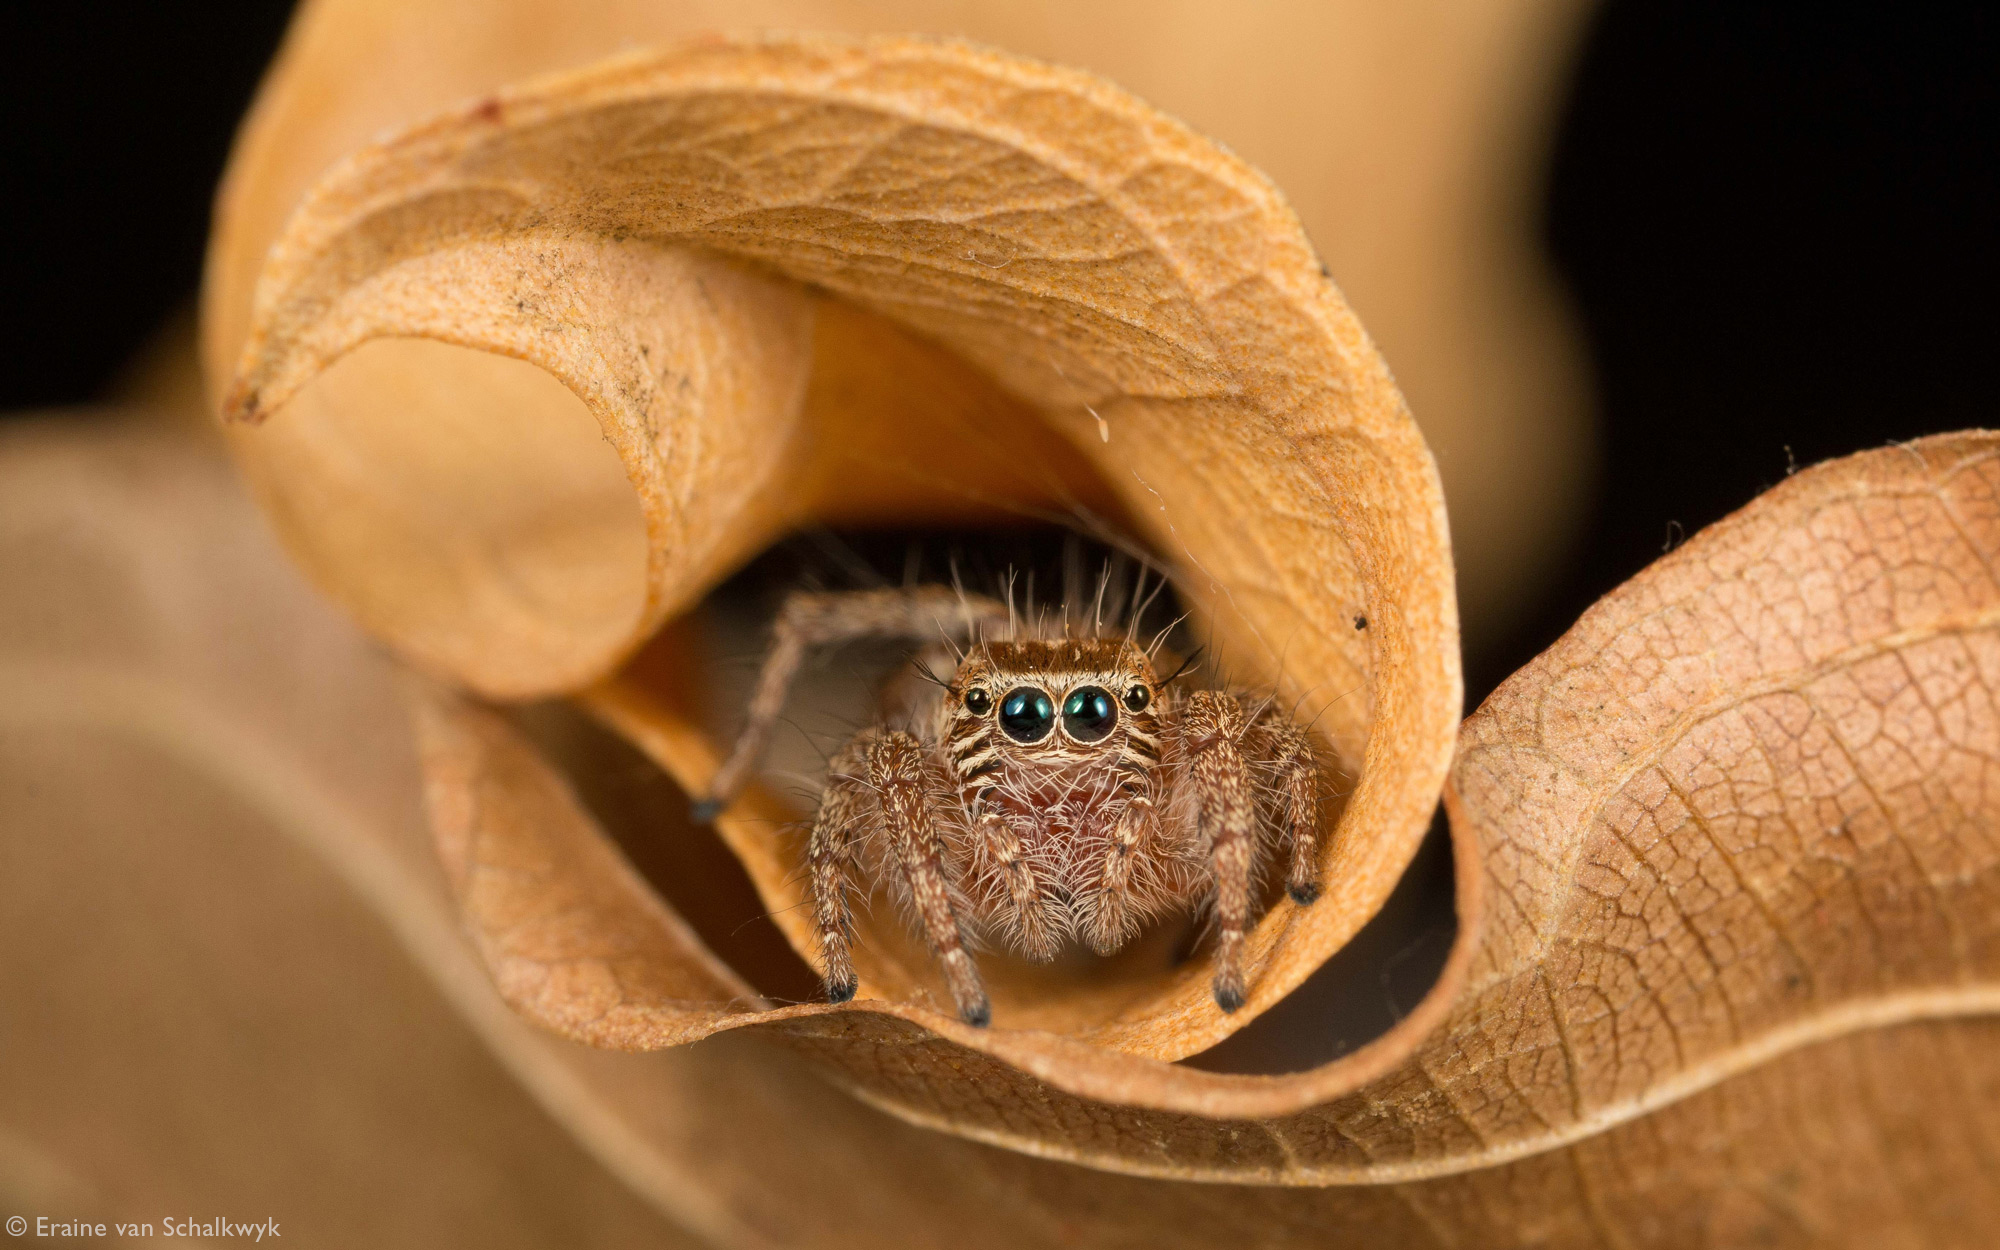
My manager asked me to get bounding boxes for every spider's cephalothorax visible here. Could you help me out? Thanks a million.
[697,585,1324,1026]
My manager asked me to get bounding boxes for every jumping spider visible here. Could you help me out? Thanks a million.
[696,582,1324,1026]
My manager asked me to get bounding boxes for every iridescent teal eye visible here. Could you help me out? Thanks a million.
[1062,686,1118,742]
[998,687,1055,743]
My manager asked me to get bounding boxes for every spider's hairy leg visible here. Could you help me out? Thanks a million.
[696,586,1005,821]
[807,732,875,1003]
[870,731,991,1027]
[1255,713,1323,905]
[1084,792,1155,954]
[1181,691,1257,1012]
[976,807,1059,961]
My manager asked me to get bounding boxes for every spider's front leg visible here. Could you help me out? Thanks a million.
[1249,710,1324,906]
[1179,691,1259,1012]
[1176,693,1325,1011]
[811,727,991,1026]
[696,586,1005,822]
[806,734,873,1004]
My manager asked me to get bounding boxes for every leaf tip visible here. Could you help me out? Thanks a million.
[220,378,263,425]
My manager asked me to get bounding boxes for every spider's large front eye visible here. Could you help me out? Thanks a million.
[998,687,1055,743]
[963,687,992,715]
[1062,686,1118,742]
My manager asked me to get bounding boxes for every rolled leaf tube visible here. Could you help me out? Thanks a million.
[218,33,1463,1067]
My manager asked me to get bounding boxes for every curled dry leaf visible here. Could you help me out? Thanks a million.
[408,418,2000,1244]
[199,0,1595,655]
[16,418,2000,1246]
[212,16,2000,1209]
[207,19,2000,1216]
[0,419,702,1247]
[217,33,1462,1059]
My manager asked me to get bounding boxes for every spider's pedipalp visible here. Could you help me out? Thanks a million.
[1084,792,1155,953]
[974,805,1059,961]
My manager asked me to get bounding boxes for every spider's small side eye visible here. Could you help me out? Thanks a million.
[998,687,1055,743]
[1123,684,1151,713]
[963,687,993,715]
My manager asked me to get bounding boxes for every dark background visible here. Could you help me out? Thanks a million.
[2,2,1994,708]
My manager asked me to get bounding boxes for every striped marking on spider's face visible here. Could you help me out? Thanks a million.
[944,639,1164,787]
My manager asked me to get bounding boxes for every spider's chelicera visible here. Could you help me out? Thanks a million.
[696,584,1324,1027]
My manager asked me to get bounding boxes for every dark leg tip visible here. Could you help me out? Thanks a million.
[825,978,858,1005]
[1288,881,1322,907]
[1213,983,1246,1014]
[960,1000,992,1028]
[690,796,724,825]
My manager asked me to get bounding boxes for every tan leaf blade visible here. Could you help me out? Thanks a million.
[14,418,2000,1246]
[204,18,2000,1229]
[395,428,2000,1215]
[1424,430,2000,1169]
[214,32,1462,1061]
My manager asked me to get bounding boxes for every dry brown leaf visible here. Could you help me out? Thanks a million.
[396,433,2000,1224]
[201,0,1593,652]
[214,32,1463,1058]
[0,418,704,1247]
[172,6,2000,1242]
[13,415,2000,1246]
